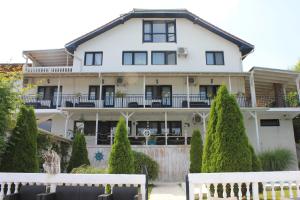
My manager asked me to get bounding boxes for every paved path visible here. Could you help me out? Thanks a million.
[150,183,186,200]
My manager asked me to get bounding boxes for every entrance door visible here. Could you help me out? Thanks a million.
[161,86,172,107]
[102,86,115,107]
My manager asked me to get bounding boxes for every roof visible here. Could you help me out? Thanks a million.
[65,9,254,57]
[23,48,73,66]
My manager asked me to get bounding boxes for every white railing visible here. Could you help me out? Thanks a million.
[24,66,73,73]
[187,171,300,200]
[0,173,146,200]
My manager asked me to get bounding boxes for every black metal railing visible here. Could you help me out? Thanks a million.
[256,95,300,108]
[22,94,253,109]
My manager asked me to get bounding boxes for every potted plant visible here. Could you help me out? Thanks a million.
[147,134,156,145]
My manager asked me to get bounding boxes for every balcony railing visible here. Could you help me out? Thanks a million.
[256,95,300,107]
[24,66,73,73]
[23,94,252,109]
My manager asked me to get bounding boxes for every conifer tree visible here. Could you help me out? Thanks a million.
[109,117,134,174]
[189,129,203,173]
[1,106,39,172]
[67,132,90,172]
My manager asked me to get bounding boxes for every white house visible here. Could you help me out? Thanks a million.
[22,9,300,181]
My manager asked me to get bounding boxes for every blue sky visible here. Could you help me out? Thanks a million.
[0,0,299,71]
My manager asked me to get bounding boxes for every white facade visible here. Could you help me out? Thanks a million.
[22,9,300,180]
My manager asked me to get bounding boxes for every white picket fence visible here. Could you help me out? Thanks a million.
[187,171,300,200]
[0,173,146,200]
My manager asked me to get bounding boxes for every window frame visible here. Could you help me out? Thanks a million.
[88,85,100,100]
[84,52,103,66]
[151,51,177,65]
[122,51,148,65]
[143,20,177,43]
[205,51,225,65]
[260,119,280,127]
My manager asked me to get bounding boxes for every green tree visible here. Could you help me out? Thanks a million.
[109,117,134,174]
[67,132,90,172]
[202,85,257,172]
[292,60,300,72]
[1,106,39,172]
[189,129,203,173]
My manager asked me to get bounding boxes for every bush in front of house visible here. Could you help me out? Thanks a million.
[202,85,258,172]
[109,117,134,174]
[71,164,107,174]
[189,129,203,173]
[1,106,39,172]
[132,151,159,181]
[258,148,295,171]
[67,132,90,172]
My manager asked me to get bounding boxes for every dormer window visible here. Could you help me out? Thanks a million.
[84,52,103,66]
[143,20,176,43]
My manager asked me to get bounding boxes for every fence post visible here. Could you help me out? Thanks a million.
[142,166,148,200]
[252,182,259,200]
[185,175,190,200]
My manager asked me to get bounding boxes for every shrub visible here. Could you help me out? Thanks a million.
[202,85,257,172]
[132,151,159,180]
[286,92,299,107]
[67,132,90,172]
[189,129,203,173]
[109,117,134,174]
[71,165,107,174]
[258,148,295,171]
[1,106,39,172]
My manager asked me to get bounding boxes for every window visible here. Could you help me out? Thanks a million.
[84,52,103,66]
[206,51,224,65]
[136,121,182,136]
[152,51,177,65]
[88,86,100,100]
[260,119,280,127]
[143,21,176,42]
[199,85,220,99]
[122,51,147,65]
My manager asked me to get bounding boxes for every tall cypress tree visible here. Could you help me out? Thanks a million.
[1,106,39,172]
[202,85,257,172]
[109,117,134,174]
[67,133,90,172]
[189,129,203,173]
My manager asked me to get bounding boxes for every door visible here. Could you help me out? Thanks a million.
[102,86,115,107]
[161,86,172,107]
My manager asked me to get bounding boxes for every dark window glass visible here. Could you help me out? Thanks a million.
[122,52,147,65]
[152,51,176,65]
[143,21,176,42]
[199,85,220,99]
[260,119,280,126]
[89,86,100,100]
[136,121,181,136]
[84,52,103,66]
[206,51,224,65]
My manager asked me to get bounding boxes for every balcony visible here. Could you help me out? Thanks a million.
[23,94,252,109]
[256,95,300,107]
[24,66,73,73]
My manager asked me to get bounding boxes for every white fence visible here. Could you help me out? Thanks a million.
[0,173,146,200]
[187,171,300,200]
[24,66,73,73]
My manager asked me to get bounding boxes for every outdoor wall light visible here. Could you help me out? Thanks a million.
[47,79,50,84]
[156,79,159,84]
[210,78,213,84]
[102,79,104,84]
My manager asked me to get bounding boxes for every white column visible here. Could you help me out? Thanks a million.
[56,78,61,109]
[164,112,168,146]
[186,75,190,108]
[198,112,208,141]
[228,75,232,93]
[249,71,257,107]
[143,75,146,108]
[64,112,69,138]
[121,112,135,134]
[95,112,99,145]
[249,111,261,152]
[296,76,300,102]
[99,74,103,108]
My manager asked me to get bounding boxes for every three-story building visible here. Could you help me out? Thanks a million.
[22,9,300,181]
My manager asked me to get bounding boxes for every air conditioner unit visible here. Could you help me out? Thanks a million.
[192,114,201,124]
[116,77,123,84]
[188,77,195,84]
[177,47,188,57]
[23,78,29,84]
